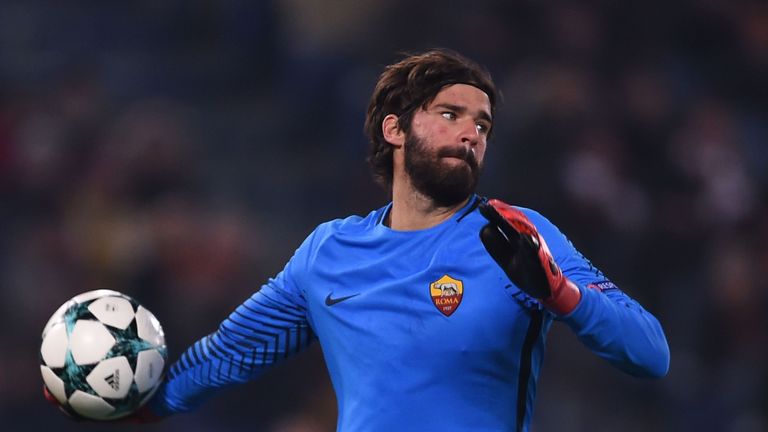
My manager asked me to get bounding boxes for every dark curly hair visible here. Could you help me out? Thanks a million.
[364,49,498,190]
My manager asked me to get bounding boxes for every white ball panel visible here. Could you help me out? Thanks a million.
[139,384,160,407]
[42,304,69,337]
[69,320,115,365]
[86,356,134,399]
[40,365,67,404]
[40,322,68,368]
[72,289,123,304]
[68,390,115,420]
[134,349,165,393]
[136,306,165,346]
[88,296,135,330]
[43,290,122,336]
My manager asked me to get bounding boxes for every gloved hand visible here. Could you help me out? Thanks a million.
[479,198,581,315]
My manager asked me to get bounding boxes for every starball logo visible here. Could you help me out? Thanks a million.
[430,275,464,316]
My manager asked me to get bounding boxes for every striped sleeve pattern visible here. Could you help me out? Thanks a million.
[150,281,315,415]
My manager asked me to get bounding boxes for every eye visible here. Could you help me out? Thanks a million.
[441,111,457,121]
[476,122,491,135]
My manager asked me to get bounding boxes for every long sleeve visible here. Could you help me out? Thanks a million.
[560,281,670,377]
[148,243,316,416]
[523,208,670,378]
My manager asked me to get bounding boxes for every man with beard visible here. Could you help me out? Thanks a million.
[141,49,670,431]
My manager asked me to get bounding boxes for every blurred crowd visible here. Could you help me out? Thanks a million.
[1,1,766,431]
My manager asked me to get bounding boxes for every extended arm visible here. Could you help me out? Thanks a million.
[149,270,315,416]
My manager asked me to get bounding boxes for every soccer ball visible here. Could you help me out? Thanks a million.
[40,289,167,420]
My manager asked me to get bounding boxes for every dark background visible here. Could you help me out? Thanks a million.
[1,1,766,431]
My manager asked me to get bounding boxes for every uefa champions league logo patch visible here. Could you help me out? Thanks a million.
[587,280,619,292]
[430,275,464,316]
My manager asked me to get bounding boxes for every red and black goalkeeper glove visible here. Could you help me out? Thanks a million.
[479,199,581,315]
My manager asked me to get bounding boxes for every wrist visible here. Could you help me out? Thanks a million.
[542,278,581,315]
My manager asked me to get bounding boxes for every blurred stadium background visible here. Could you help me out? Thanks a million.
[1,1,766,431]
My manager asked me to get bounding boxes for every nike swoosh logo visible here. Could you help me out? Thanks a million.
[325,293,360,306]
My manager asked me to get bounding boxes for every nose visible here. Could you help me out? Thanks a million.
[459,119,481,146]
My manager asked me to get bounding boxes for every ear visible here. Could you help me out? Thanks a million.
[382,114,405,147]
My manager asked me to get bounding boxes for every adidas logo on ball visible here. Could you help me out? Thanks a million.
[105,370,120,391]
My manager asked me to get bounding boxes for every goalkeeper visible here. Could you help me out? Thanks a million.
[146,49,670,431]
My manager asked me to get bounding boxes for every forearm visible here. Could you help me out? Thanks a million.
[149,289,315,416]
[149,334,230,416]
[561,284,670,378]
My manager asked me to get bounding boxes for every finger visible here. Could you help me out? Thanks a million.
[479,202,522,244]
[486,200,541,250]
[480,223,517,269]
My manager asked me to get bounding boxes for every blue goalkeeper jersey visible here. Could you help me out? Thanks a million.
[150,195,669,431]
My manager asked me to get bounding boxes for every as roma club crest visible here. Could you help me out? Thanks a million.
[430,275,464,316]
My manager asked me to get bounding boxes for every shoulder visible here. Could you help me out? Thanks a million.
[515,206,569,247]
[302,207,384,250]
[475,198,571,254]
[472,196,562,233]
[511,205,582,266]
[285,209,380,275]
[314,208,382,238]
[515,206,561,234]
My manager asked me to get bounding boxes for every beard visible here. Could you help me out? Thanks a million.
[403,132,482,208]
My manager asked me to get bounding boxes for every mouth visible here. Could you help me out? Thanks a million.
[443,155,469,161]
[440,148,477,170]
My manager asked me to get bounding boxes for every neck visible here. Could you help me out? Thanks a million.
[386,178,471,231]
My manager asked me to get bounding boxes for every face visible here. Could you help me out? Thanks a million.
[403,84,492,207]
